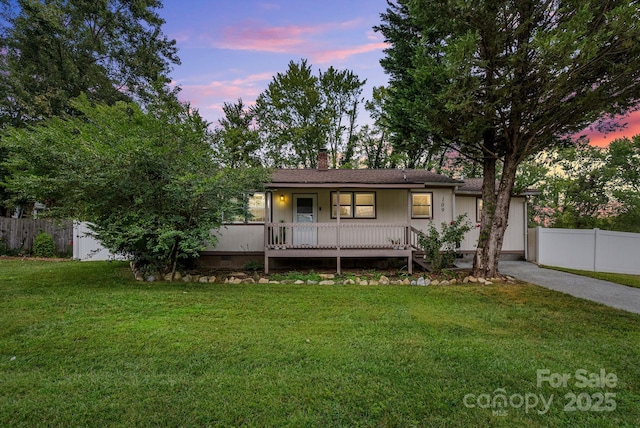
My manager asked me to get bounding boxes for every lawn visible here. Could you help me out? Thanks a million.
[545,266,640,290]
[1,260,639,427]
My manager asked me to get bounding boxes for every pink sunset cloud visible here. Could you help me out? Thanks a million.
[212,21,325,53]
[175,72,274,124]
[312,42,390,64]
[178,77,266,103]
[579,110,640,147]
[210,19,375,63]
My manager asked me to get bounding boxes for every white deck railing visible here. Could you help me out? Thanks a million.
[266,223,413,250]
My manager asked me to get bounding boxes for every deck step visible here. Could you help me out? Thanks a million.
[412,254,432,272]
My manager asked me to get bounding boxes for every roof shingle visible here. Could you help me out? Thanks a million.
[269,169,461,186]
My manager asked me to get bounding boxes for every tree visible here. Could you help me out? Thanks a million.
[378,0,640,277]
[374,1,451,169]
[0,0,180,216]
[254,59,326,168]
[2,96,267,275]
[0,0,179,126]
[528,143,614,229]
[607,135,640,232]
[525,136,640,232]
[254,59,365,168]
[357,86,395,168]
[319,66,366,168]
[212,99,262,168]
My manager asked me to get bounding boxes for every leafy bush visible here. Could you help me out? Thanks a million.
[0,239,8,256]
[33,231,56,258]
[4,97,267,275]
[417,215,472,273]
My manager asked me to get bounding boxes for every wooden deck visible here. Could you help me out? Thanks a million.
[264,223,422,274]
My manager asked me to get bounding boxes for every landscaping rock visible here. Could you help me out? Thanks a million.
[417,277,425,286]
[230,272,248,278]
[198,276,209,283]
[183,274,192,282]
[402,278,411,285]
[319,280,335,285]
[164,273,174,282]
[424,279,431,286]
[134,272,144,281]
[146,275,156,282]
[440,280,450,286]
[410,280,417,286]
[369,280,379,285]
[431,280,439,286]
[343,279,356,285]
[242,278,255,284]
[485,281,493,285]
[319,273,335,279]
[468,276,478,283]
[307,280,318,285]
[379,276,390,285]
[294,280,305,285]
[359,280,369,286]
[463,276,469,284]
[231,278,243,284]
[450,279,457,285]
[208,276,217,283]
[268,280,280,284]
[478,277,486,284]
[258,278,269,284]
[192,275,201,283]
[173,272,182,281]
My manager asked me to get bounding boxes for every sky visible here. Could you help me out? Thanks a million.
[160,0,389,124]
[159,0,639,148]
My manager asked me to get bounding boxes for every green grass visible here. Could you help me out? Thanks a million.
[1,260,639,427]
[545,266,640,289]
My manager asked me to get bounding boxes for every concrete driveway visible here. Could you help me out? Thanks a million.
[497,261,640,315]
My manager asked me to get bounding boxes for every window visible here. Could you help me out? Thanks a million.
[476,198,483,223]
[411,192,432,219]
[355,193,376,218]
[227,192,265,224]
[331,192,376,219]
[331,192,352,218]
[247,193,266,223]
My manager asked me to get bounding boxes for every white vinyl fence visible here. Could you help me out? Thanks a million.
[528,227,640,275]
[73,222,126,261]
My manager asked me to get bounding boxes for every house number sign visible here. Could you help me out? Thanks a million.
[441,197,445,213]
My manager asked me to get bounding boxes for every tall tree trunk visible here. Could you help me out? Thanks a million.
[473,152,518,278]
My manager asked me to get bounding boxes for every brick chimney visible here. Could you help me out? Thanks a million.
[317,148,328,171]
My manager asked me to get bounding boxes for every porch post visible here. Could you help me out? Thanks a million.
[264,191,272,274]
[407,190,413,274]
[336,189,341,274]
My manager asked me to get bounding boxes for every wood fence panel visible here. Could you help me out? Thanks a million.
[0,218,73,255]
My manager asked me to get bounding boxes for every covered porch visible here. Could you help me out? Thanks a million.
[264,222,423,274]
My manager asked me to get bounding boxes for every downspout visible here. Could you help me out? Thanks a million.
[452,186,458,222]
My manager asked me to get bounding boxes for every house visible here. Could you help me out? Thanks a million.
[203,150,536,273]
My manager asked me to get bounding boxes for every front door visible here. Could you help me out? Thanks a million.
[293,194,317,246]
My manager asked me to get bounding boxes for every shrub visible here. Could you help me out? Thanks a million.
[417,214,472,273]
[0,239,8,256]
[33,231,56,258]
